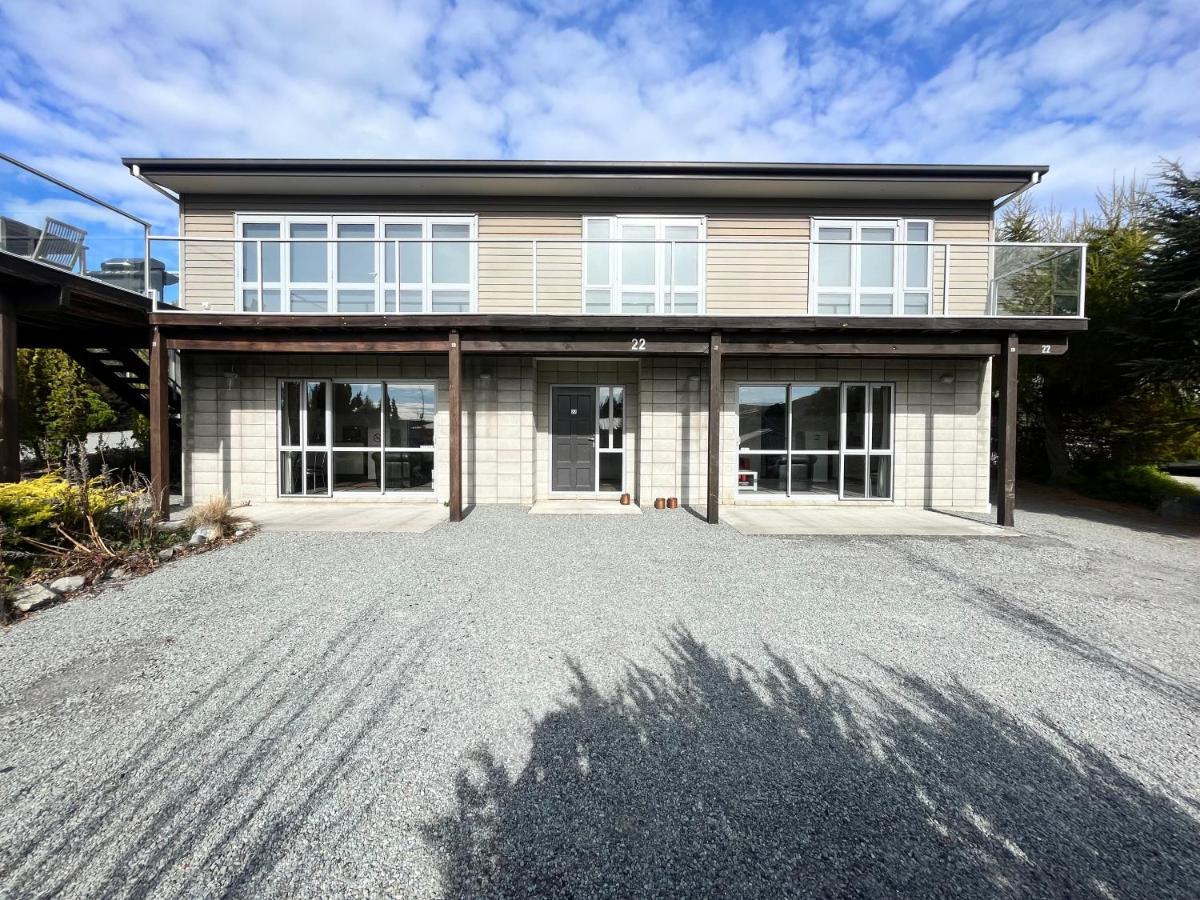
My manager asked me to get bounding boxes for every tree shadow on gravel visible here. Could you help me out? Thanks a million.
[425,627,1200,899]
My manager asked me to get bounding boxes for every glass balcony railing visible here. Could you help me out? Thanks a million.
[148,235,1087,319]
[0,152,171,300]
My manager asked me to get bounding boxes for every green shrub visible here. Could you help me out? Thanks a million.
[1059,464,1200,509]
[0,474,125,544]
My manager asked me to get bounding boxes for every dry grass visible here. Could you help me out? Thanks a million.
[182,495,249,538]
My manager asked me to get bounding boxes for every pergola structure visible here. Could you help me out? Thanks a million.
[146,311,1083,526]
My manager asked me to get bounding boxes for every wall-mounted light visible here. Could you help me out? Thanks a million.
[223,365,239,390]
[939,374,955,385]
[686,374,701,390]
[477,370,495,388]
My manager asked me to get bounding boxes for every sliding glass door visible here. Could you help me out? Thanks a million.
[737,382,893,499]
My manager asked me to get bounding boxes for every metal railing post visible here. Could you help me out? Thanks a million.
[531,239,538,314]
[143,225,152,297]
[256,239,263,312]
[394,239,401,312]
[1077,244,1088,318]
[668,240,676,314]
[941,243,951,315]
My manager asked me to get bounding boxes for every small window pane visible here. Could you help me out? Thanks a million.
[598,453,622,492]
[904,292,930,315]
[432,290,470,312]
[817,244,851,288]
[337,289,376,312]
[333,451,380,492]
[290,289,328,312]
[869,455,892,499]
[384,451,433,492]
[860,294,895,315]
[242,289,259,312]
[280,381,301,446]
[337,222,376,283]
[385,384,435,448]
[242,222,280,282]
[585,289,612,313]
[861,244,895,288]
[737,454,787,494]
[306,451,329,495]
[621,292,655,314]
[307,382,327,447]
[598,387,611,449]
[280,451,302,495]
[333,383,381,447]
[845,385,866,450]
[621,226,656,286]
[843,456,867,499]
[384,223,423,283]
[906,222,930,290]
[790,386,839,452]
[585,219,611,287]
[432,223,470,284]
[738,385,786,450]
[290,222,327,282]
[816,293,851,314]
[817,226,851,241]
[666,225,699,287]
[789,454,838,495]
[611,387,624,449]
[262,289,281,312]
[871,385,892,450]
[671,292,699,314]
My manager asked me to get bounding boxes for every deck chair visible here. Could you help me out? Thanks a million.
[32,217,87,271]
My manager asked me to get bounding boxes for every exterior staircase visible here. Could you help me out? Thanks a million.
[67,347,181,436]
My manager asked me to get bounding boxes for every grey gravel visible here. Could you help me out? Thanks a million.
[1,490,1198,898]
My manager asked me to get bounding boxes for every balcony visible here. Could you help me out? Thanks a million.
[0,152,175,301]
[152,234,1086,320]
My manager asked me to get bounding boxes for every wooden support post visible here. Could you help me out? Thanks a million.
[0,295,18,483]
[996,333,1019,527]
[448,329,463,523]
[149,326,171,518]
[707,331,722,524]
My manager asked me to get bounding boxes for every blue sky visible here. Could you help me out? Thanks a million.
[1,0,1198,233]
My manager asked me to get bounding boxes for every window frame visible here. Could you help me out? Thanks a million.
[236,213,477,314]
[809,217,934,316]
[277,377,436,497]
[580,214,707,315]
[736,380,895,500]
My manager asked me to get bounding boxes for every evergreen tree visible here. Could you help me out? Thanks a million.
[16,350,116,466]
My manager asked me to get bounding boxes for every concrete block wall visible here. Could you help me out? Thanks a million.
[464,357,536,505]
[183,354,450,504]
[637,358,707,507]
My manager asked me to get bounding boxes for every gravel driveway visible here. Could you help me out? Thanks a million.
[2,493,1199,898]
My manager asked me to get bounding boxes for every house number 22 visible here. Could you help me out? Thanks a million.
[630,337,646,351]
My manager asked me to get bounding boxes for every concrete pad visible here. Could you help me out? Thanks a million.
[214,503,446,533]
[721,506,1013,537]
[529,500,642,515]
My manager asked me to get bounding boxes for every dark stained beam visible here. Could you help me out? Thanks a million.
[724,339,1001,357]
[0,294,18,482]
[164,336,450,353]
[996,333,1019,527]
[707,331,722,525]
[462,337,709,355]
[149,326,171,517]
[449,329,463,523]
[1018,338,1068,355]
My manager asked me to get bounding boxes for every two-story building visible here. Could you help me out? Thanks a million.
[122,159,1087,527]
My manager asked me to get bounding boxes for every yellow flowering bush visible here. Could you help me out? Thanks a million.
[0,474,125,542]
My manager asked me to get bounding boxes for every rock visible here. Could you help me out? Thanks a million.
[233,529,247,539]
[48,575,86,594]
[189,524,221,545]
[13,584,58,613]
[157,546,179,561]
[107,567,129,580]
[155,519,186,533]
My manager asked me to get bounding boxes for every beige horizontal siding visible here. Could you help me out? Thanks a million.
[177,197,994,316]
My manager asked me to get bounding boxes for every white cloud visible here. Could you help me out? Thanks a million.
[0,0,1196,229]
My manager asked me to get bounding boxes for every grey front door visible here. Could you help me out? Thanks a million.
[552,388,596,491]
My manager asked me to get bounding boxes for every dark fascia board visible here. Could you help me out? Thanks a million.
[123,157,1048,182]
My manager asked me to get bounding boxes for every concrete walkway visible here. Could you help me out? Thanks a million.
[236,502,447,533]
[721,505,1011,536]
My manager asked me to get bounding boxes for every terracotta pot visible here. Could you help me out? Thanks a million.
[667,497,679,509]
[653,497,667,510]
[619,493,631,506]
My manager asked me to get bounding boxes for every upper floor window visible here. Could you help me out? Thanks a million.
[811,218,932,316]
[237,214,476,314]
[583,216,704,315]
